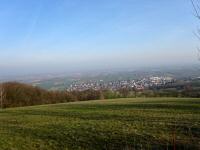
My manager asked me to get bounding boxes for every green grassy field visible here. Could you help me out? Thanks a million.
[0,98,200,150]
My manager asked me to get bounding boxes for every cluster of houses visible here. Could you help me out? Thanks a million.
[67,76,175,92]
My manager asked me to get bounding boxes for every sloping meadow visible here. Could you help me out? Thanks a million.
[0,98,200,150]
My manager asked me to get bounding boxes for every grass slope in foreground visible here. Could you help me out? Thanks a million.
[0,98,200,150]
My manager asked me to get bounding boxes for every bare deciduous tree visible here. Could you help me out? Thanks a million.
[0,83,5,109]
[191,0,200,60]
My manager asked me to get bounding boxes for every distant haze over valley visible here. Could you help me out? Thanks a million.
[1,65,199,91]
[0,0,199,78]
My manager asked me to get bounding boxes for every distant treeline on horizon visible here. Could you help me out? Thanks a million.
[0,82,199,108]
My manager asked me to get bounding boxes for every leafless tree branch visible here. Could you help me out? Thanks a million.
[191,0,200,60]
[191,0,200,18]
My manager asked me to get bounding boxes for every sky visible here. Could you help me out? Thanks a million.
[0,0,199,76]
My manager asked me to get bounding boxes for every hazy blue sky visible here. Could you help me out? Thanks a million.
[0,0,199,75]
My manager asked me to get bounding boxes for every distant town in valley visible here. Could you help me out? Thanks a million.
[67,76,175,91]
[20,66,198,92]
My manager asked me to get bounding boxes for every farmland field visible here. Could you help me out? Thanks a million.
[0,98,200,150]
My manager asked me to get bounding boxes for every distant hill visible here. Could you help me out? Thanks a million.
[1,77,200,108]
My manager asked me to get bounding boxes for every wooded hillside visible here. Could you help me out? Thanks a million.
[0,82,199,108]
